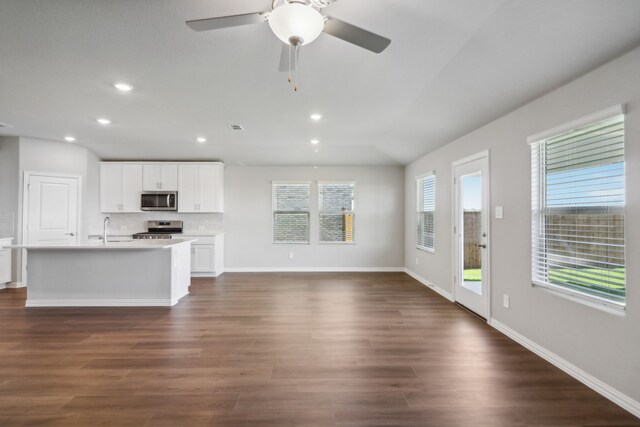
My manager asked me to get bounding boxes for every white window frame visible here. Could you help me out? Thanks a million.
[528,105,626,311]
[318,181,356,245]
[272,181,311,245]
[416,172,435,253]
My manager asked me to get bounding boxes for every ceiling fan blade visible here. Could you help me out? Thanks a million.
[186,12,267,32]
[278,44,301,72]
[323,16,391,53]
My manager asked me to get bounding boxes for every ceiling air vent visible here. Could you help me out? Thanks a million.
[0,122,14,128]
[227,124,245,131]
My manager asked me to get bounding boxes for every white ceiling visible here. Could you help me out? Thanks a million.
[1,0,639,166]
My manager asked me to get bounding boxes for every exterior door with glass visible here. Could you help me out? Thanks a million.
[453,152,490,318]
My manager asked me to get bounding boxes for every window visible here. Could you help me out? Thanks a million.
[416,173,435,251]
[272,182,310,244]
[318,182,355,243]
[530,108,625,306]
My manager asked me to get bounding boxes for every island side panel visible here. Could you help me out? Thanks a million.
[26,248,174,306]
[172,242,191,302]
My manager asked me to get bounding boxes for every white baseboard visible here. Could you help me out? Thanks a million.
[25,298,180,307]
[191,272,221,278]
[489,318,640,418]
[223,267,405,273]
[7,281,25,288]
[404,268,454,301]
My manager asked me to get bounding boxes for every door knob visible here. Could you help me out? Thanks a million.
[66,233,75,236]
[476,243,486,248]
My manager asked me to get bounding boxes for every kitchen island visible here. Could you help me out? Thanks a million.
[10,239,195,307]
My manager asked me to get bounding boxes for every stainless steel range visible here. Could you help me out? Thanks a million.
[133,220,183,240]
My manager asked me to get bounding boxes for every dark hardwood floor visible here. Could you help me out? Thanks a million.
[0,272,637,426]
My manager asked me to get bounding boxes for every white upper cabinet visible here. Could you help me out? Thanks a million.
[178,164,199,212]
[101,162,222,213]
[143,164,178,191]
[178,163,224,213]
[199,164,224,212]
[100,163,143,213]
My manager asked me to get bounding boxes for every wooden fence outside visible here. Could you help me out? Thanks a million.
[463,210,624,269]
[464,211,481,269]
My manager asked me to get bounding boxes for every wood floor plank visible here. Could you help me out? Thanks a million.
[0,272,637,425]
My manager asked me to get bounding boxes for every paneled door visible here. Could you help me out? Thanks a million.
[453,151,490,319]
[26,174,80,246]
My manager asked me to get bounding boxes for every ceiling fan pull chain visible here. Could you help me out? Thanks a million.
[293,44,299,92]
[288,44,292,83]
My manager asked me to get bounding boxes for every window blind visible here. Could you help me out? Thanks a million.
[417,174,435,251]
[318,182,355,243]
[531,114,625,304]
[272,182,310,243]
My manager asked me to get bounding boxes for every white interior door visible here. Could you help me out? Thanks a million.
[26,175,80,246]
[453,152,490,318]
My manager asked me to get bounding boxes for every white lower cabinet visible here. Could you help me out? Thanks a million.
[0,238,12,286]
[178,235,223,277]
[191,245,215,273]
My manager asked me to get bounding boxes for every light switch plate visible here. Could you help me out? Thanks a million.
[503,294,510,308]
[495,206,504,219]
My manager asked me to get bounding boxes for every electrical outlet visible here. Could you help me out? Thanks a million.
[496,206,504,219]
[198,225,206,230]
[415,256,419,265]
[289,251,294,259]
[503,294,510,308]
[120,225,127,230]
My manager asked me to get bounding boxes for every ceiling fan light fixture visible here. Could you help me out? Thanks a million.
[268,2,324,46]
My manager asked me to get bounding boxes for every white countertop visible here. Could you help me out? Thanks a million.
[9,238,196,250]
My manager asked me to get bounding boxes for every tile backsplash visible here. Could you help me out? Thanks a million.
[88,212,223,236]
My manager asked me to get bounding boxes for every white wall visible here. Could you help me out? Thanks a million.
[225,166,404,270]
[10,137,102,284]
[17,137,103,238]
[405,46,640,405]
[0,137,19,235]
[0,137,20,282]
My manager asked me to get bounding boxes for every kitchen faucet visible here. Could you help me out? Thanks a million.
[103,216,110,244]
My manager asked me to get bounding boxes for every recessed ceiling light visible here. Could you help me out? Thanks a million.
[64,136,76,142]
[113,82,134,92]
[96,118,111,125]
[196,137,207,143]
[310,113,322,121]
[310,139,319,145]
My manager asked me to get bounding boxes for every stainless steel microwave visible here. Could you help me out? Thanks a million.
[141,192,178,211]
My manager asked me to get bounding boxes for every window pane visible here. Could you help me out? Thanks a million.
[273,183,310,243]
[532,114,625,304]
[319,183,355,243]
[417,175,435,250]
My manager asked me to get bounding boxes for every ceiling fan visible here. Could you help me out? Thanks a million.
[186,0,391,91]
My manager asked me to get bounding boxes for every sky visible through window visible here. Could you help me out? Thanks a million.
[463,175,482,210]
[546,163,624,208]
